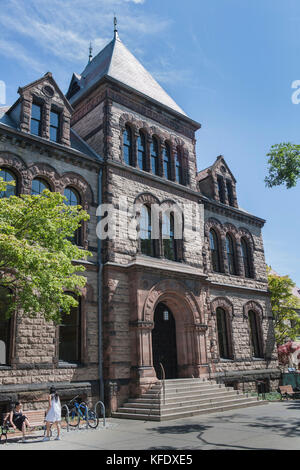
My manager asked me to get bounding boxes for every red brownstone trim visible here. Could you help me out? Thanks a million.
[0,152,27,195]
[27,162,61,193]
[118,113,190,185]
[243,300,264,319]
[210,296,234,316]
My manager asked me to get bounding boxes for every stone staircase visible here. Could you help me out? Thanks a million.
[112,378,268,421]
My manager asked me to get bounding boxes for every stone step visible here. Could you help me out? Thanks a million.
[126,391,241,408]
[117,396,260,416]
[143,387,232,400]
[112,400,268,421]
[150,382,222,390]
[155,379,215,385]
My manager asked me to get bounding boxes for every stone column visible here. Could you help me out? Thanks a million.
[146,136,152,173]
[131,320,156,395]
[60,112,71,147]
[19,92,32,134]
[193,324,209,376]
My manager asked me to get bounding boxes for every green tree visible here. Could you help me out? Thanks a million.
[0,175,90,323]
[267,267,300,345]
[265,142,300,189]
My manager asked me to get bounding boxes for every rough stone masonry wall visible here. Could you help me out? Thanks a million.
[0,138,100,402]
[204,207,279,386]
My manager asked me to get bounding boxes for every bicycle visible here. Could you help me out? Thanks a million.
[64,395,99,429]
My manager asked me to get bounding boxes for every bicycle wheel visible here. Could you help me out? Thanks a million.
[87,410,99,429]
[68,406,80,427]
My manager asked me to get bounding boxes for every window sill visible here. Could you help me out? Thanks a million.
[0,365,12,370]
[58,361,82,369]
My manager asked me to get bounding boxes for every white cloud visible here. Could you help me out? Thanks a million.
[0,38,45,74]
[0,0,165,68]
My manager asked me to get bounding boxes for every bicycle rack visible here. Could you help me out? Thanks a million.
[94,401,106,428]
[61,404,70,432]
[83,404,89,429]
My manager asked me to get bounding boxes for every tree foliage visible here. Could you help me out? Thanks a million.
[265,142,300,189]
[0,175,91,323]
[267,267,300,345]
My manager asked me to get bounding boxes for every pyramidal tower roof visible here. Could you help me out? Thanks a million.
[67,26,187,116]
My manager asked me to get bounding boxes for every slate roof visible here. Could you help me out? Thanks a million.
[67,32,187,116]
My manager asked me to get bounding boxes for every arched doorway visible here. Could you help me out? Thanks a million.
[152,302,178,379]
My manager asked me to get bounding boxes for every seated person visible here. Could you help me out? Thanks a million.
[9,401,31,442]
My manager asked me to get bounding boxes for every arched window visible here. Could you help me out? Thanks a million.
[209,229,221,272]
[162,212,177,261]
[0,287,12,365]
[59,296,81,363]
[123,125,133,166]
[0,169,17,198]
[31,178,50,195]
[64,187,81,246]
[175,148,183,184]
[151,137,159,175]
[216,307,232,359]
[226,234,237,275]
[137,131,147,171]
[241,238,252,278]
[249,310,263,358]
[140,205,155,257]
[163,143,172,180]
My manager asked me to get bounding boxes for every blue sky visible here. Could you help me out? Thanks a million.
[0,0,299,285]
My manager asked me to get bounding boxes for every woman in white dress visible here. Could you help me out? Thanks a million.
[43,386,61,441]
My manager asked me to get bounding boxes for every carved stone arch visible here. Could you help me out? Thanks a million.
[134,192,160,208]
[27,162,61,192]
[204,217,224,238]
[211,297,234,316]
[119,113,134,130]
[238,226,255,248]
[139,279,208,378]
[143,279,203,324]
[223,222,239,238]
[59,172,94,208]
[0,152,28,194]
[243,300,264,319]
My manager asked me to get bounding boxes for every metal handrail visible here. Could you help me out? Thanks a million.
[159,362,166,405]
[94,401,106,427]
[82,403,89,429]
[61,404,70,432]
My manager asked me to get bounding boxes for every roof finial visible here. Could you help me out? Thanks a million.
[88,41,93,63]
[114,15,118,38]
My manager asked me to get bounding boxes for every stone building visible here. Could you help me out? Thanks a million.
[0,25,279,414]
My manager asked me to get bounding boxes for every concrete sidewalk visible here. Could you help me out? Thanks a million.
[1,401,300,450]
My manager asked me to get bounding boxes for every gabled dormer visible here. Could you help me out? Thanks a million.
[12,72,73,147]
[197,155,238,208]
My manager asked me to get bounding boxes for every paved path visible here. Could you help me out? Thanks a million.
[2,401,300,450]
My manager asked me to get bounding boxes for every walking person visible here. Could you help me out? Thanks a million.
[43,386,62,441]
[9,401,31,443]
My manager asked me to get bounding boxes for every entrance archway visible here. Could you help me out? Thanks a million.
[152,303,178,379]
